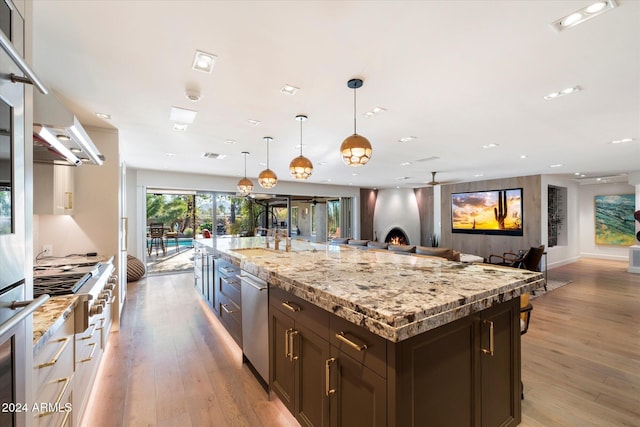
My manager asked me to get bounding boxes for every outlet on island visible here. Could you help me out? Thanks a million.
[42,244,53,256]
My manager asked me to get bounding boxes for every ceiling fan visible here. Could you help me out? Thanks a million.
[427,171,441,186]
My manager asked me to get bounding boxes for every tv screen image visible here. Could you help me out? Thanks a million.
[451,188,523,236]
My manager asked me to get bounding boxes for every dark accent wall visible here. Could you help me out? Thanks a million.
[440,175,542,260]
[414,187,434,246]
[360,188,377,240]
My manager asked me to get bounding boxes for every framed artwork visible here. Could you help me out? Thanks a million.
[594,194,636,246]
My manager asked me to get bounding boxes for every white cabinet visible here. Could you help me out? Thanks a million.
[34,163,75,215]
[33,311,74,427]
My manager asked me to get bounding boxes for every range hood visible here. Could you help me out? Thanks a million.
[33,90,104,166]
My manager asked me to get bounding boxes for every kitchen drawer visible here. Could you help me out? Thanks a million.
[219,275,241,305]
[330,314,387,378]
[76,320,101,370]
[33,373,73,427]
[217,293,242,346]
[217,260,240,278]
[34,312,75,388]
[269,287,330,341]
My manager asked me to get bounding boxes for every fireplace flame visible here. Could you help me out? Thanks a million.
[390,236,401,245]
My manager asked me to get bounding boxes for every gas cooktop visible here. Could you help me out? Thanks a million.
[33,263,101,298]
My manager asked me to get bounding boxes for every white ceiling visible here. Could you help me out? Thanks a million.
[31,0,640,189]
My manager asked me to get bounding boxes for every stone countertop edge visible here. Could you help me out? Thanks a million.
[195,238,545,342]
[33,295,80,354]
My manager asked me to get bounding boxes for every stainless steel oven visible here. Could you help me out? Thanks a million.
[1,1,48,425]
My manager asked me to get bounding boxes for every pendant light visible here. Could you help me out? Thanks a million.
[340,78,372,166]
[258,136,277,189]
[237,151,253,196]
[289,114,313,179]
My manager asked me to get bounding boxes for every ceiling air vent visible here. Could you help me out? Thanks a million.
[202,152,226,159]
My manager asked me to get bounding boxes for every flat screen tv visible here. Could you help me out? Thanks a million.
[451,188,523,236]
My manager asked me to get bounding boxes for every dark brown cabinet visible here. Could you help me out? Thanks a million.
[271,287,521,427]
[214,259,242,346]
[270,288,386,427]
[194,249,215,308]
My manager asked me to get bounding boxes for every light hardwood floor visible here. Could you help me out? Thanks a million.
[84,258,639,427]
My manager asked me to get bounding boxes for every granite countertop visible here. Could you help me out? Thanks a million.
[195,237,544,342]
[34,254,112,268]
[33,295,80,354]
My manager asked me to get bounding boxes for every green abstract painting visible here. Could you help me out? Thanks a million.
[595,194,636,246]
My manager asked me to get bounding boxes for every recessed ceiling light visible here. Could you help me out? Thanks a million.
[224,139,237,145]
[202,152,226,159]
[165,153,176,157]
[482,143,499,149]
[551,0,617,31]
[259,162,267,167]
[574,172,581,176]
[398,136,416,143]
[56,134,71,141]
[69,147,81,153]
[401,162,412,166]
[550,164,564,168]
[321,179,332,183]
[192,50,217,73]
[247,119,261,126]
[520,155,527,159]
[96,112,111,120]
[317,161,328,166]
[364,107,386,117]
[609,138,634,144]
[169,106,197,124]
[173,123,188,131]
[351,173,359,176]
[280,84,300,95]
[544,86,582,100]
[474,173,484,177]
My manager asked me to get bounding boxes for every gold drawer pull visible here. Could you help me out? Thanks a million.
[78,342,97,363]
[281,301,301,312]
[336,332,368,351]
[221,303,237,314]
[482,319,494,356]
[325,358,336,396]
[79,323,97,340]
[38,376,71,417]
[38,337,71,369]
[58,407,71,426]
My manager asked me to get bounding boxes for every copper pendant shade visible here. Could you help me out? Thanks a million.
[340,78,372,167]
[289,115,313,179]
[237,151,253,196]
[258,136,277,189]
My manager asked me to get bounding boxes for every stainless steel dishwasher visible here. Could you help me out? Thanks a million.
[240,271,269,385]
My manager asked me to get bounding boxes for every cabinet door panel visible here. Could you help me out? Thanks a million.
[397,315,476,427]
[270,307,296,412]
[481,299,520,427]
[330,347,386,427]
[295,323,330,427]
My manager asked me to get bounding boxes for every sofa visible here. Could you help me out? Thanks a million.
[330,238,461,261]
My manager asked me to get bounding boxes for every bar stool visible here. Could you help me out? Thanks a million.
[148,223,166,256]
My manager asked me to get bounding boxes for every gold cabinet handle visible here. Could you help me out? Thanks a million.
[78,342,97,363]
[38,376,71,417]
[80,322,97,340]
[58,407,71,427]
[325,358,336,397]
[482,319,494,356]
[38,337,71,369]
[289,330,299,361]
[285,328,291,360]
[281,301,301,312]
[335,332,368,351]
[221,303,236,314]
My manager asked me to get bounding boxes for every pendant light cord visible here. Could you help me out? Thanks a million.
[300,119,304,156]
[266,140,270,169]
[244,153,247,178]
[353,87,357,135]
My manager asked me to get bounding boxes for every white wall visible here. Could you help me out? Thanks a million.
[373,188,421,245]
[578,181,636,260]
[540,175,581,268]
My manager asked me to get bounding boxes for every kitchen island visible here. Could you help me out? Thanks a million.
[195,237,544,426]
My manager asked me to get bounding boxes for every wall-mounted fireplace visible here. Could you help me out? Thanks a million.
[385,227,410,245]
